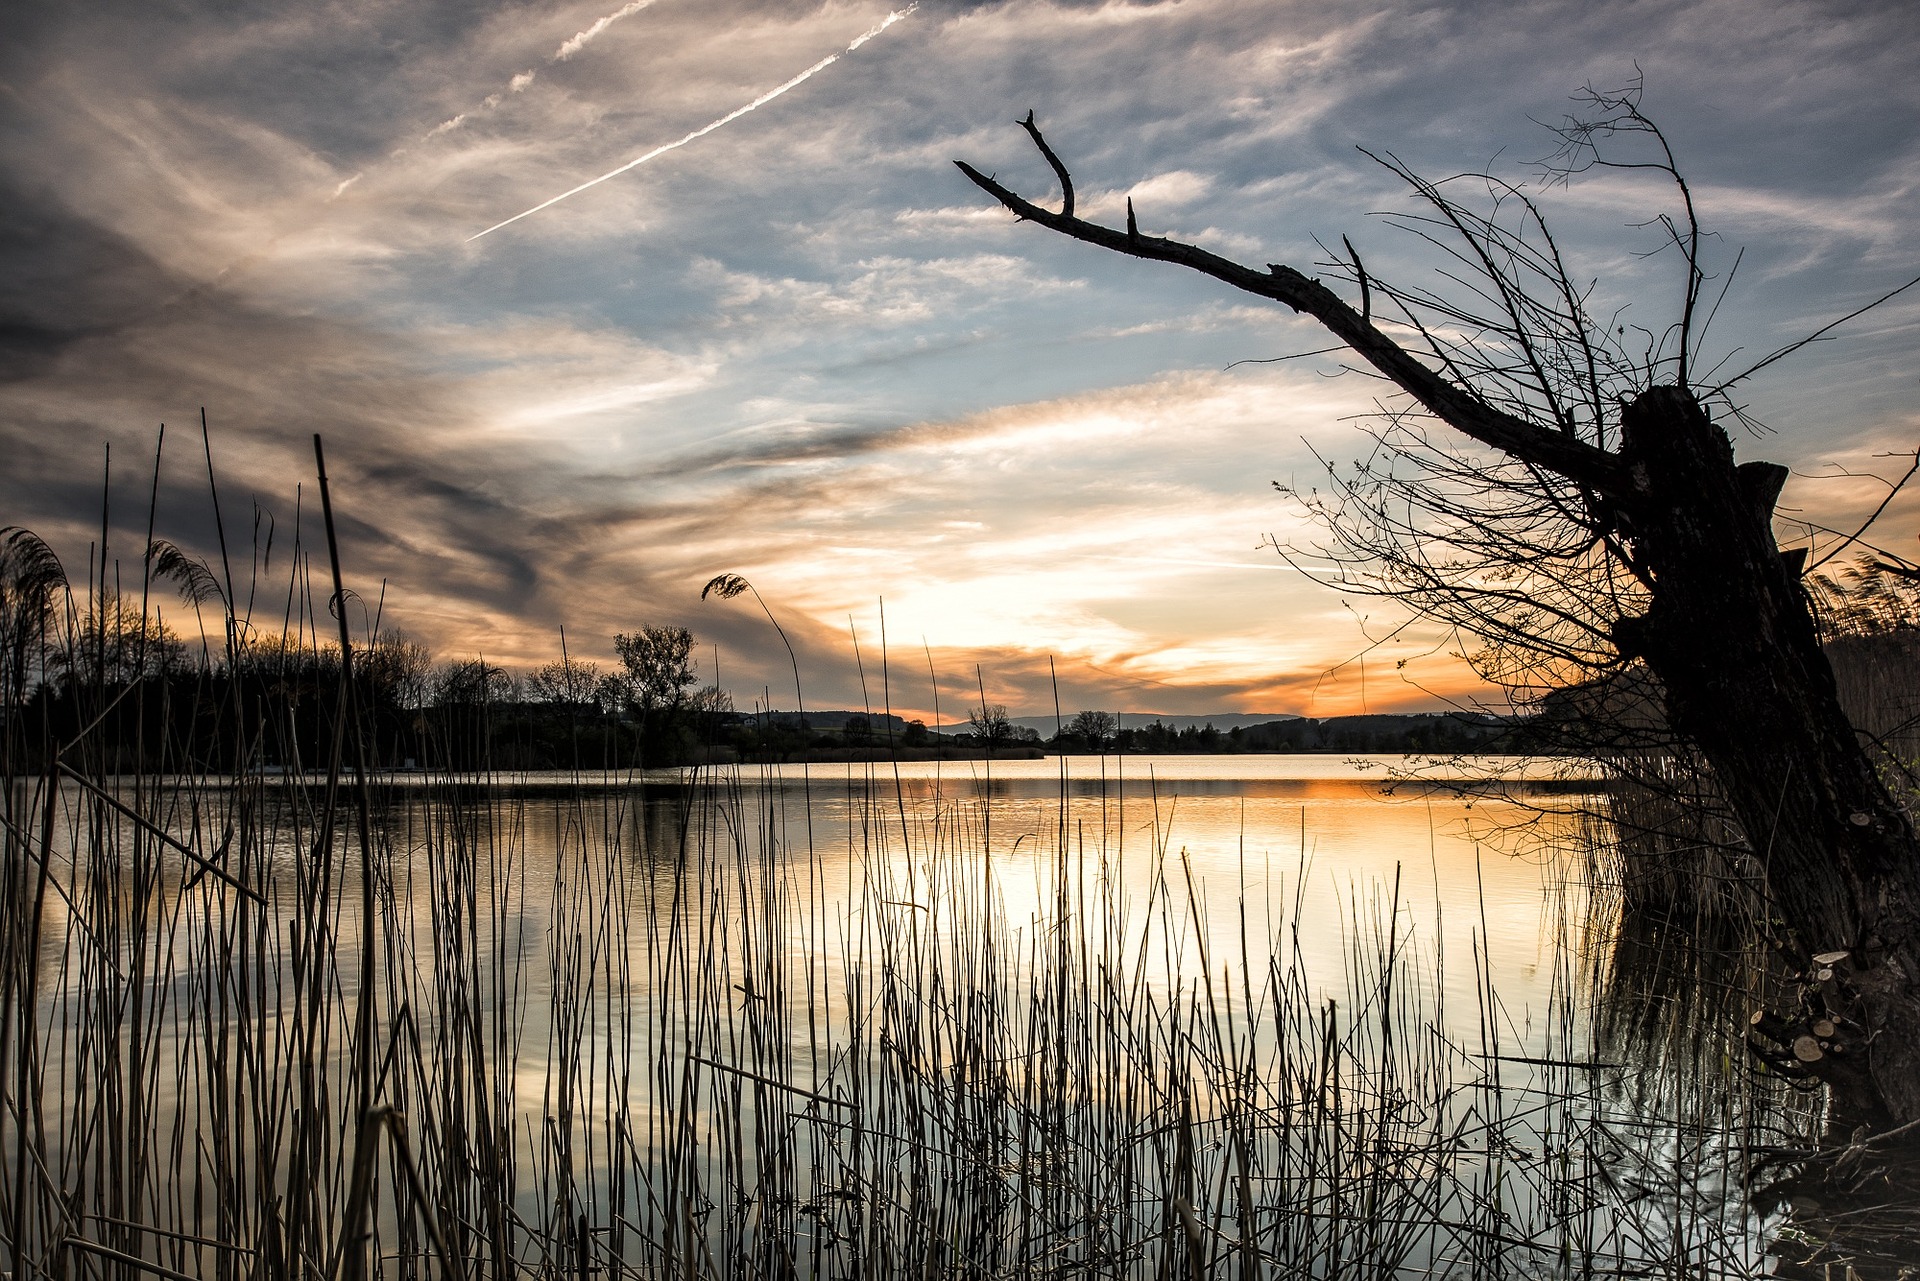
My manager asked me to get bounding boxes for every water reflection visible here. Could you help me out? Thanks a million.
[14,754,1837,1278]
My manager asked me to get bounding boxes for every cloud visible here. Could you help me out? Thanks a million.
[555,0,664,61]
[469,6,919,240]
[5,0,1920,716]
[419,0,667,142]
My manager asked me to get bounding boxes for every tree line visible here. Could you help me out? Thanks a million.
[970,704,1545,755]
[0,584,732,771]
[10,571,1902,773]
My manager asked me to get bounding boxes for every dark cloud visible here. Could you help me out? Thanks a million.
[0,184,696,667]
[0,177,182,380]
[4,0,1918,715]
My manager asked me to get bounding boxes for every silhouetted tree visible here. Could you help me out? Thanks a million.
[59,592,187,689]
[1064,709,1118,751]
[530,655,602,707]
[968,701,1015,751]
[613,626,698,721]
[959,87,1920,1127]
[433,658,508,707]
[364,630,432,710]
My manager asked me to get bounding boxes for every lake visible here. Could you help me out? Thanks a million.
[18,753,1803,1277]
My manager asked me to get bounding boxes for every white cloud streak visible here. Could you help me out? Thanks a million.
[1083,553,1310,573]
[555,0,662,60]
[427,0,661,139]
[468,5,917,242]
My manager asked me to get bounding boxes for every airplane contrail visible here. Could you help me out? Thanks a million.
[1085,553,1317,573]
[555,0,661,60]
[426,0,666,141]
[469,5,916,242]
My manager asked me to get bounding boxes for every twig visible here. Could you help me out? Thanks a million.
[55,762,263,905]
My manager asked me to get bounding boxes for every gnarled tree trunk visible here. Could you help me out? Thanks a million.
[957,125,1920,1128]
[1614,387,1920,1124]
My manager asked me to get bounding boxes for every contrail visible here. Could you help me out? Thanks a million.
[469,5,915,242]
[555,0,660,60]
[1085,553,1315,573]
[426,0,664,141]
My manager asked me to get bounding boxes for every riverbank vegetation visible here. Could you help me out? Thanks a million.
[12,69,1920,1257]
[8,505,1920,1277]
[7,572,1904,777]
[0,583,1550,770]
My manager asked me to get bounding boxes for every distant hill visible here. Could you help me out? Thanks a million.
[942,712,1303,735]
[1232,712,1514,754]
[725,710,1530,756]
[728,710,914,734]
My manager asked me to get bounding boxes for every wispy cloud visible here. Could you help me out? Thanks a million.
[468,5,918,241]
[7,0,1920,715]
[555,0,664,61]
[426,0,670,140]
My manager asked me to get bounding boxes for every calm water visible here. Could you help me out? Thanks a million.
[23,753,1796,1276]
[631,754,1604,1047]
[43,754,1605,1055]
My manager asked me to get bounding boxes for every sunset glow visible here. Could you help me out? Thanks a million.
[5,0,1918,719]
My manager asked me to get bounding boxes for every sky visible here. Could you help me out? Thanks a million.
[3,0,1918,722]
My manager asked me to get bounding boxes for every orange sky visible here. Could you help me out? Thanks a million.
[4,0,1918,718]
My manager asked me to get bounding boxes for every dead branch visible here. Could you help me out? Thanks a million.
[955,118,1626,494]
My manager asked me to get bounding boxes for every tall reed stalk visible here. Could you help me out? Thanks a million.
[0,500,1820,1278]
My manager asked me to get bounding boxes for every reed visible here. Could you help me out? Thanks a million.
[0,510,1823,1279]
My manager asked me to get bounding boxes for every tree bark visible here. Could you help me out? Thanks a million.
[1612,386,1920,1125]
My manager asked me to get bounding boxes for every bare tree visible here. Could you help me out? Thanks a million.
[1066,709,1118,750]
[530,655,602,707]
[363,629,433,712]
[958,89,1920,1127]
[432,658,509,708]
[688,684,734,716]
[968,701,1015,751]
[56,591,187,689]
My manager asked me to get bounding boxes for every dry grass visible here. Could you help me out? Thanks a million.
[0,519,1824,1279]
